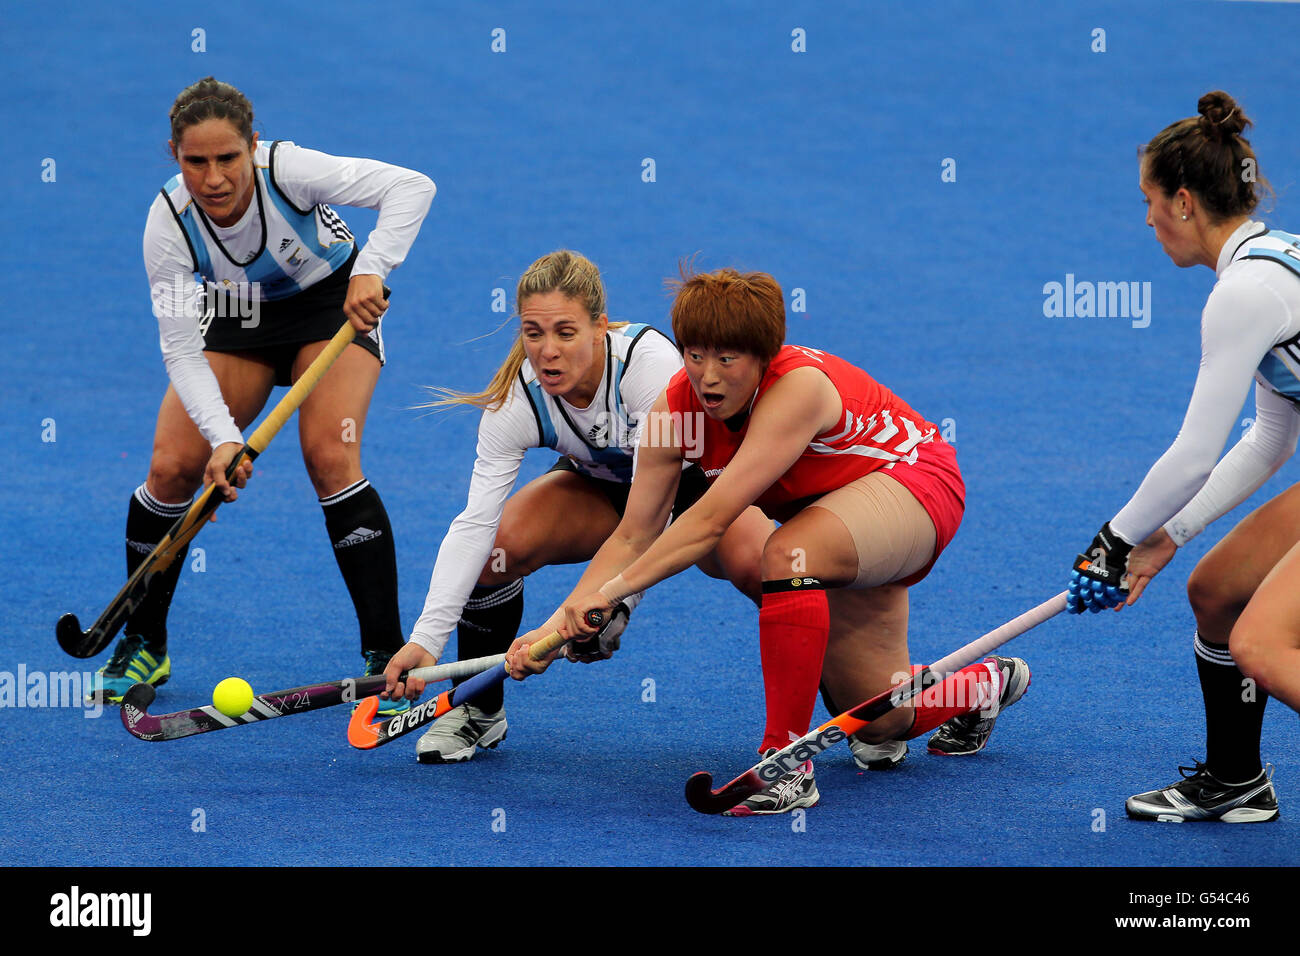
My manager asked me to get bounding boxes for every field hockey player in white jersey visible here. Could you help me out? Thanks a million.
[88,77,434,707]
[381,250,770,762]
[1068,91,1300,823]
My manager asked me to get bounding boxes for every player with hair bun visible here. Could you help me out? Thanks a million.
[87,77,435,707]
[381,250,771,763]
[1068,91,1299,822]
[506,266,1031,816]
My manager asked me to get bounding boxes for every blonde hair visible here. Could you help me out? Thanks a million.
[426,250,622,411]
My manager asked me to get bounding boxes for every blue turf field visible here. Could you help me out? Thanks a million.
[3,0,1299,873]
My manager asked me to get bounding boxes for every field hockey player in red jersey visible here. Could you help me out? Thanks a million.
[507,266,1033,815]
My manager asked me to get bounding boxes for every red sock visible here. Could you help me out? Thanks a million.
[758,586,830,753]
[902,660,999,739]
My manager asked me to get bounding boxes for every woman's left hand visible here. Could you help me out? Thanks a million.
[1119,528,1178,610]
[344,274,388,332]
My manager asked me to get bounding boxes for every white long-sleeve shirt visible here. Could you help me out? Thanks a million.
[143,140,435,446]
[1110,221,1300,546]
[408,325,682,659]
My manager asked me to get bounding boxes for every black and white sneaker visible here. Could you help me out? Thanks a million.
[849,738,908,770]
[723,750,820,816]
[415,703,508,764]
[927,656,1030,756]
[1126,762,1279,823]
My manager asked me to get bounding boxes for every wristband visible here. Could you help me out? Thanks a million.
[599,575,631,605]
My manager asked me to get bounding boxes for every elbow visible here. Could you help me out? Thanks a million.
[413,172,436,206]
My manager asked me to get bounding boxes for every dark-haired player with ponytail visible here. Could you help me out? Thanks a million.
[1068,92,1300,822]
[87,77,434,707]
[506,267,1030,816]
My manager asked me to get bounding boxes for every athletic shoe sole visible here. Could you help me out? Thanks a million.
[1125,791,1280,823]
[416,722,508,764]
[850,739,908,771]
[723,783,820,816]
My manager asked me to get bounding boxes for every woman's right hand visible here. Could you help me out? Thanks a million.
[384,642,439,701]
[505,630,560,681]
[204,441,252,504]
[1120,528,1178,609]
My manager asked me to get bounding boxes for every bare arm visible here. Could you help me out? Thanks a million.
[578,367,841,619]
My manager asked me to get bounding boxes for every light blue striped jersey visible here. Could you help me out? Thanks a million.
[158,140,355,300]
[1239,229,1300,406]
[512,323,681,483]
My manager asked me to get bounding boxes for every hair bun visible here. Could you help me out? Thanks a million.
[1198,90,1247,142]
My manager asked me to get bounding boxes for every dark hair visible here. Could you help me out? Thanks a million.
[669,265,785,363]
[169,77,254,152]
[1141,90,1272,221]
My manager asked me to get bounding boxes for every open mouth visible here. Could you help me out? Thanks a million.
[540,368,564,385]
[701,391,725,410]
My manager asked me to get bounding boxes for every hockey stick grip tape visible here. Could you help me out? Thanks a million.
[405,653,506,684]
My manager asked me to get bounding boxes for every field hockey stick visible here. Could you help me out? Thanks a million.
[684,590,1068,814]
[58,299,384,660]
[120,650,501,742]
[347,612,603,750]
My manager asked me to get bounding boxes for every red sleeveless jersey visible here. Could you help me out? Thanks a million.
[664,344,964,531]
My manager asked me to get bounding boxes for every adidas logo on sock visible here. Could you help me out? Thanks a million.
[126,539,155,555]
[334,527,381,549]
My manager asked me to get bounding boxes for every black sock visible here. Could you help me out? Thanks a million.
[454,578,524,713]
[321,480,403,657]
[1195,631,1268,783]
[124,484,190,653]
[818,681,840,717]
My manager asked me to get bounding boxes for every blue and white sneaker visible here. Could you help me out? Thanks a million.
[86,634,170,705]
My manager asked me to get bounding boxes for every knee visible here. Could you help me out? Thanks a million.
[1228,621,1274,690]
[147,449,203,501]
[1186,558,1240,620]
[855,708,912,744]
[302,441,357,493]
[478,521,538,586]
[760,535,805,582]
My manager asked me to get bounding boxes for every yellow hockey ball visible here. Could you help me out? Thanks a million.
[212,677,255,717]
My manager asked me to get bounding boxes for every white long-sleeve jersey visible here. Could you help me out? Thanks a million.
[142,140,435,447]
[1110,221,1300,546]
[408,324,682,659]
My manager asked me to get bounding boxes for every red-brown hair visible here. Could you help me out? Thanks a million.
[668,265,785,363]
